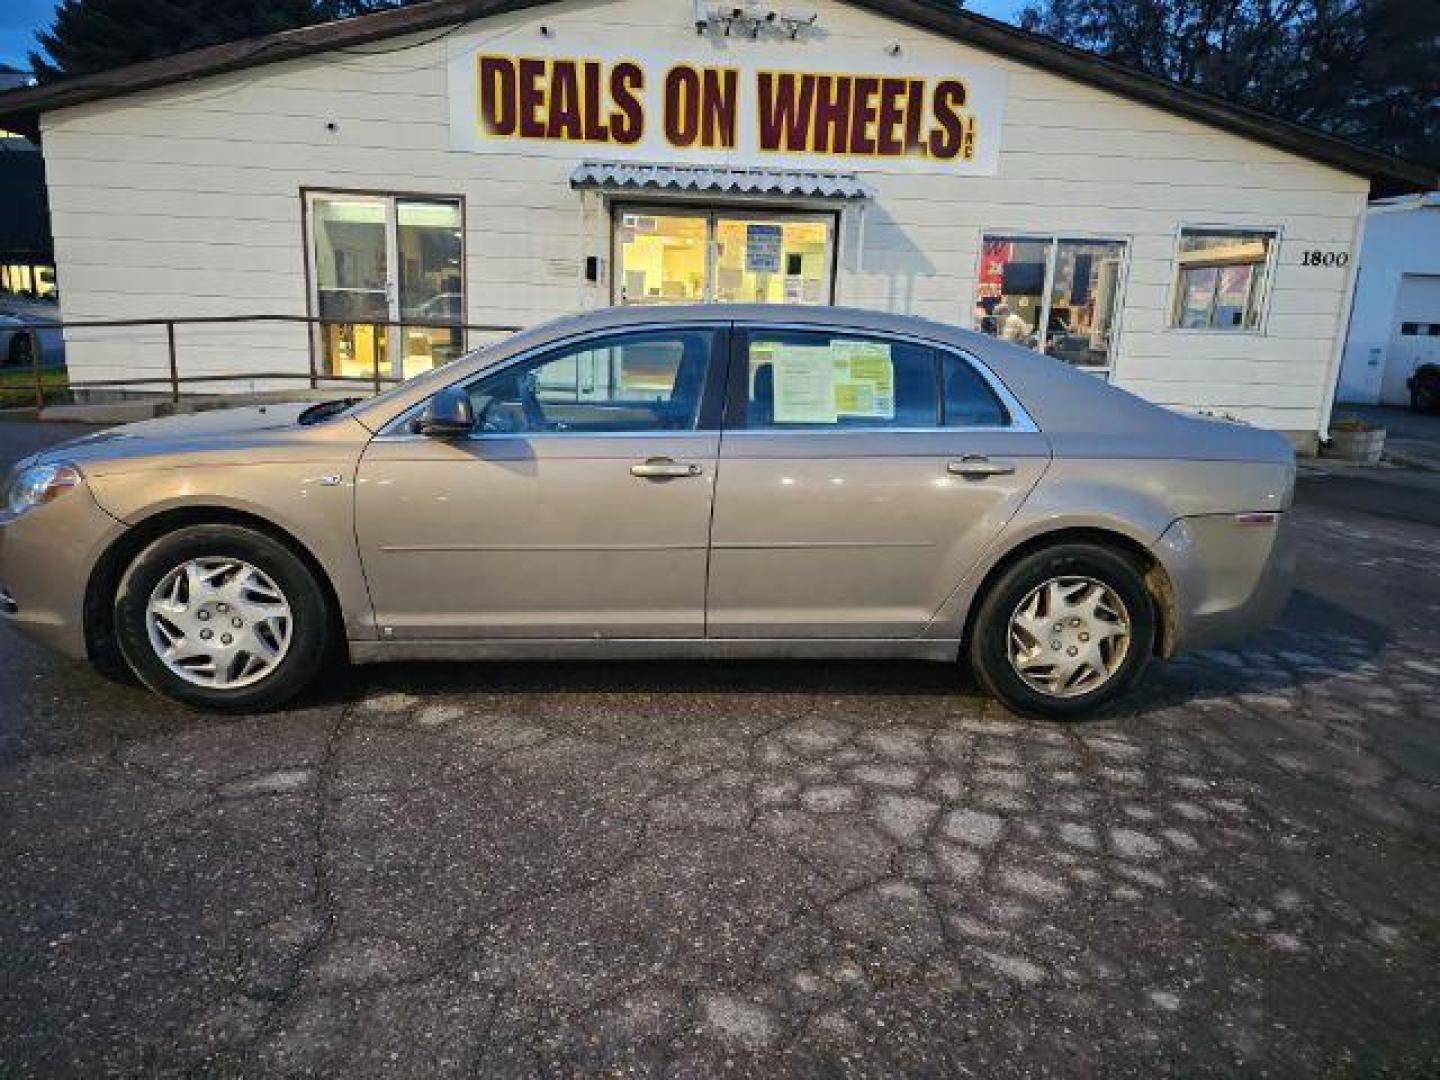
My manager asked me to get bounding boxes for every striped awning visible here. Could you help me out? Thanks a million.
[570,161,874,201]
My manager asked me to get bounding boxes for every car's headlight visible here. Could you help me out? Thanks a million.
[7,462,81,516]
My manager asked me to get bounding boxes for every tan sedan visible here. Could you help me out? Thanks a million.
[0,305,1294,718]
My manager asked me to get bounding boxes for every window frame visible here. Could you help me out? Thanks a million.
[971,231,1132,379]
[722,324,1036,434]
[1165,223,1282,336]
[300,186,468,384]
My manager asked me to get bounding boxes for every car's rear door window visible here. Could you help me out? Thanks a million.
[736,329,1007,430]
[466,329,718,433]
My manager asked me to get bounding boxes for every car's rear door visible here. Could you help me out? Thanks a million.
[705,325,1051,639]
[355,324,727,639]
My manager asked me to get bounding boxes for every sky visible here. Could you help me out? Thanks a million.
[0,0,1027,74]
[0,0,57,72]
[966,0,1027,23]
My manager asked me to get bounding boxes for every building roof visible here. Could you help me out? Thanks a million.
[0,0,1432,194]
[1370,191,1440,213]
[571,162,875,201]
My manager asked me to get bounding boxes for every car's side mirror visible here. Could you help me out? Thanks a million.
[413,387,474,437]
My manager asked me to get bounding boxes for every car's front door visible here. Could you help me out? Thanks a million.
[706,326,1051,638]
[355,325,727,639]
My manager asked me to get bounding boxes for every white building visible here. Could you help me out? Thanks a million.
[1336,192,1440,407]
[0,0,1433,449]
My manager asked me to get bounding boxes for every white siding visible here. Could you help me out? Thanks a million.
[40,0,1369,432]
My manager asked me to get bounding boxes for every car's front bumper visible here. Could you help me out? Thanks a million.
[0,482,126,660]
[1152,511,1296,654]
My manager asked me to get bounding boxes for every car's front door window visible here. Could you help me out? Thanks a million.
[467,329,715,434]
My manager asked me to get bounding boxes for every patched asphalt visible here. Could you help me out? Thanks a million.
[2,422,1438,1077]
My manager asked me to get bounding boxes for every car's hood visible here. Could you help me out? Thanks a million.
[35,403,365,472]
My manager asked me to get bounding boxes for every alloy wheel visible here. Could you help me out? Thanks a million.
[145,557,293,688]
[1006,575,1131,699]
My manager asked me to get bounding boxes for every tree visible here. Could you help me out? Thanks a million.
[29,0,420,82]
[1016,0,1440,168]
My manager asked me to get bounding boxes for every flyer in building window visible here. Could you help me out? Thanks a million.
[771,345,839,423]
[832,340,895,419]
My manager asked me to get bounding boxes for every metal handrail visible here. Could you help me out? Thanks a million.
[2,313,523,409]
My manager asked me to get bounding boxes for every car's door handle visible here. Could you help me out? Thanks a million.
[631,458,703,479]
[947,456,1016,478]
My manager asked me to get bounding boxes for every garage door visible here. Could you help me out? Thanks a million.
[1381,274,1440,405]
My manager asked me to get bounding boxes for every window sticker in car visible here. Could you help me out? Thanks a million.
[770,344,839,423]
[831,340,895,419]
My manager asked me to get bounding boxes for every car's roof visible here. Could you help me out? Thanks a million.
[528,303,966,338]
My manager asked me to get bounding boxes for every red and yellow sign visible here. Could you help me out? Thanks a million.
[449,43,1007,174]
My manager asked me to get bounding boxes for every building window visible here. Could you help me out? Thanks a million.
[305,191,464,382]
[974,235,1126,373]
[614,208,834,306]
[1171,228,1277,331]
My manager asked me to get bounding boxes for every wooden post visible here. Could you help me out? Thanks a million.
[31,333,43,411]
[167,322,180,403]
[306,318,319,389]
[372,324,382,396]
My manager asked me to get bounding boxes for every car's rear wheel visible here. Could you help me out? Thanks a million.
[113,524,331,711]
[1411,366,1440,414]
[969,542,1156,720]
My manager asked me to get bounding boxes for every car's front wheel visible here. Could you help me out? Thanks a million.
[969,542,1156,720]
[113,524,332,711]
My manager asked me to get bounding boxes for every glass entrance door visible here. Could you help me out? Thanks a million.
[614,210,709,306]
[614,208,834,307]
[307,192,465,382]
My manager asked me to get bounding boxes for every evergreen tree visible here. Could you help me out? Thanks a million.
[1016,0,1440,168]
[30,0,417,82]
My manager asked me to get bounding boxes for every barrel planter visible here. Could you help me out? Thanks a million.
[1326,422,1386,463]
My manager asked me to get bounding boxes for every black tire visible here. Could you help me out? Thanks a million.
[968,542,1156,721]
[1411,368,1440,414]
[113,524,332,712]
[7,331,33,369]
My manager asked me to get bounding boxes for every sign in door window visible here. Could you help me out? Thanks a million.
[714,217,830,304]
[615,209,833,306]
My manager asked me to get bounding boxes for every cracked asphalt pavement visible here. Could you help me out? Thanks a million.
[2,422,1438,1077]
